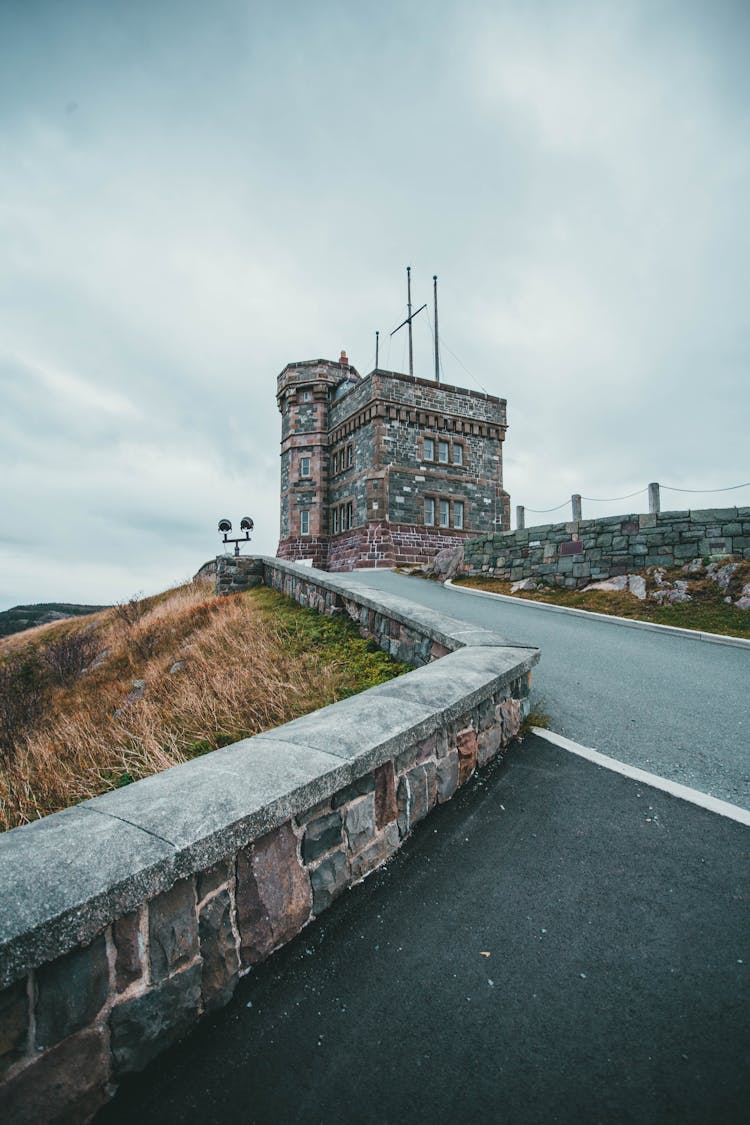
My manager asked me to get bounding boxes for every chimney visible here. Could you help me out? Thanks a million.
[339,350,349,366]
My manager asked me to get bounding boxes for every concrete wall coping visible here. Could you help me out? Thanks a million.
[259,556,533,651]
[0,562,538,990]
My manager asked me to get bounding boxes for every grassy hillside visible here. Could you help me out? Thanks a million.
[0,603,108,639]
[0,580,408,832]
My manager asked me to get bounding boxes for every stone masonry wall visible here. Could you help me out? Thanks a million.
[463,506,750,588]
[0,558,538,1124]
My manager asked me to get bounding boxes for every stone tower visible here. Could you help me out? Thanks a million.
[276,353,360,568]
[276,353,510,571]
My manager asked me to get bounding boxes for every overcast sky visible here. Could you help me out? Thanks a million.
[1,0,748,610]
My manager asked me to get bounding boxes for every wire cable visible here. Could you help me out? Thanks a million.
[661,481,750,494]
[580,487,647,502]
[524,500,571,514]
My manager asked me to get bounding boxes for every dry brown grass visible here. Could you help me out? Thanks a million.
[0,581,405,831]
[455,559,750,640]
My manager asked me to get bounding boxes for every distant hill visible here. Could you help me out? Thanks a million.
[0,603,108,639]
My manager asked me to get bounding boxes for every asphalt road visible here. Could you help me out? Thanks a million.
[97,737,750,1125]
[341,571,750,810]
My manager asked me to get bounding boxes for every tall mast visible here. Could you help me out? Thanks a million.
[390,267,426,375]
[375,330,379,370]
[407,266,414,377]
[433,274,440,383]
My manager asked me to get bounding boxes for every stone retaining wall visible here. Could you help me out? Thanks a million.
[464,506,750,588]
[0,559,538,1123]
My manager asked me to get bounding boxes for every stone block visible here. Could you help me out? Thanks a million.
[0,1028,108,1124]
[344,794,376,854]
[113,910,144,993]
[349,824,400,882]
[331,773,375,809]
[437,750,459,803]
[477,724,503,767]
[497,698,522,741]
[690,508,735,523]
[148,878,198,984]
[374,761,397,828]
[197,859,231,902]
[0,978,28,1078]
[199,888,239,1011]
[397,762,436,837]
[302,811,343,863]
[700,538,729,556]
[35,934,109,1050]
[674,542,699,559]
[310,849,348,914]
[456,728,478,786]
[236,823,311,965]
[109,963,202,1076]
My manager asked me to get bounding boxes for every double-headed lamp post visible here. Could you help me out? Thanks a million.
[218,516,254,557]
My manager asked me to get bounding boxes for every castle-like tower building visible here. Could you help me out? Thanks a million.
[276,352,510,570]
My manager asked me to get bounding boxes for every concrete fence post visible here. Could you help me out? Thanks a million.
[516,505,525,530]
[571,494,582,521]
[648,482,661,514]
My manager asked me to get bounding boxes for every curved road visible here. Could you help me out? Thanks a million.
[343,570,750,810]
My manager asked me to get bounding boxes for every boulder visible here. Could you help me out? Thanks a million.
[583,576,629,593]
[428,545,465,582]
[511,578,538,593]
[627,575,647,601]
[735,583,750,611]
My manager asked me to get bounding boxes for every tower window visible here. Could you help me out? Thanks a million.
[453,444,464,466]
[454,501,464,529]
[302,389,311,402]
[423,438,434,461]
[300,456,311,478]
[346,444,353,467]
[333,509,339,534]
[424,497,435,526]
[300,510,310,535]
[438,440,450,464]
[439,499,450,527]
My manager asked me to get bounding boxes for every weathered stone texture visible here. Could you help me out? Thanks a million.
[199,889,239,1011]
[113,910,144,993]
[35,935,109,1049]
[344,794,376,854]
[0,979,28,1078]
[465,506,748,588]
[197,859,231,902]
[0,1028,108,1124]
[236,823,312,965]
[331,773,375,809]
[437,751,459,803]
[310,849,348,914]
[302,811,343,863]
[109,963,202,1076]
[148,878,198,983]
[349,824,400,882]
[456,728,478,786]
[374,761,397,829]
[277,359,509,570]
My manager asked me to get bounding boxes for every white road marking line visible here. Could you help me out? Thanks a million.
[533,727,750,827]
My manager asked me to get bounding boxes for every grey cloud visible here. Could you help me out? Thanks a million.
[1,0,748,608]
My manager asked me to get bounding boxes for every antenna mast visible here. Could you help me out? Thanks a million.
[433,274,440,383]
[407,267,414,376]
[375,330,379,370]
[390,266,426,377]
